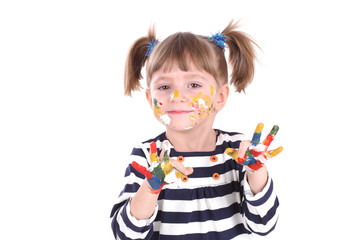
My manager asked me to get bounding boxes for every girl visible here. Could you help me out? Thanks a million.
[110,20,282,239]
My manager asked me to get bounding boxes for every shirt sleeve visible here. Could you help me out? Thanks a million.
[241,170,280,236]
[110,144,158,240]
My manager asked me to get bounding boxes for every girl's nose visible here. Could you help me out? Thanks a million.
[170,89,186,102]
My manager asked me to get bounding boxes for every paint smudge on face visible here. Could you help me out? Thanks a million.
[153,98,162,116]
[173,89,179,98]
[170,89,179,101]
[188,92,214,121]
[210,85,214,97]
[160,114,171,125]
[153,98,171,125]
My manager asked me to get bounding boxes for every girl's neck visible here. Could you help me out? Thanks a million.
[165,125,217,152]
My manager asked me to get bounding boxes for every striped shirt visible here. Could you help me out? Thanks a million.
[110,130,279,239]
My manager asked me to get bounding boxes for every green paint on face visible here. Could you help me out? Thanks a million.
[153,98,159,106]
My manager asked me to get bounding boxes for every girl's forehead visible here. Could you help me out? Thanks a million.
[150,67,216,84]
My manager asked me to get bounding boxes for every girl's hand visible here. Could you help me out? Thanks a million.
[225,123,283,172]
[131,141,193,194]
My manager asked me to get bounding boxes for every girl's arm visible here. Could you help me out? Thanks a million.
[130,180,160,220]
[246,166,268,194]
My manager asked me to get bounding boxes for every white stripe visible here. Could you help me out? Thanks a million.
[158,191,242,213]
[154,211,246,235]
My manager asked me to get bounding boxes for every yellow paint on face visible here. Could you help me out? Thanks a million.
[153,98,162,116]
[188,92,214,121]
[210,85,214,96]
[173,89,179,98]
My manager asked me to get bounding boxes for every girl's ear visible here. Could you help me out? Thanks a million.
[146,88,153,108]
[214,84,229,111]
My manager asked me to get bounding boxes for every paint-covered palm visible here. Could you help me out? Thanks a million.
[131,140,193,194]
[225,123,283,172]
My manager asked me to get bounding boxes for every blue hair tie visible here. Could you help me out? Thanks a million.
[145,39,158,56]
[209,32,226,49]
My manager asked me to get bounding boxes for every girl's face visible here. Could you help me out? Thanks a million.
[146,65,228,131]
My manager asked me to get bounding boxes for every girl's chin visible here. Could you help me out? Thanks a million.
[163,122,196,131]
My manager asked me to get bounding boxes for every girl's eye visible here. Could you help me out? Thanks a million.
[189,83,201,88]
[158,85,170,90]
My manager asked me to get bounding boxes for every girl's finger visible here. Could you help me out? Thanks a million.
[262,125,279,147]
[159,140,171,162]
[169,159,194,175]
[149,141,159,162]
[251,123,264,146]
[267,146,283,158]
[238,140,251,159]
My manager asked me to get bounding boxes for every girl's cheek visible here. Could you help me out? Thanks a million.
[188,92,214,121]
[152,97,171,125]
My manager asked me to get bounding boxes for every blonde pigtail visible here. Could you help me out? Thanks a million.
[124,26,157,96]
[222,20,258,93]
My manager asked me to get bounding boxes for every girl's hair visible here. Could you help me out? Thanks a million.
[124,20,258,96]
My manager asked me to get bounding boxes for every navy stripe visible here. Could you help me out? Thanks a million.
[155,202,242,223]
[120,182,141,195]
[142,132,167,144]
[150,223,250,240]
[247,216,278,236]
[227,140,242,149]
[158,181,241,201]
[131,148,148,159]
[243,197,279,225]
[111,208,121,238]
[110,201,125,218]
[246,179,274,206]
[170,144,232,157]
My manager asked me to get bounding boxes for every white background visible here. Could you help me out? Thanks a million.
[1,0,359,239]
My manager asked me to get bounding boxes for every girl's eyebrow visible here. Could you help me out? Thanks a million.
[152,72,208,84]
[152,75,173,83]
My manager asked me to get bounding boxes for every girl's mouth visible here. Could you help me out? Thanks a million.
[167,110,193,115]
